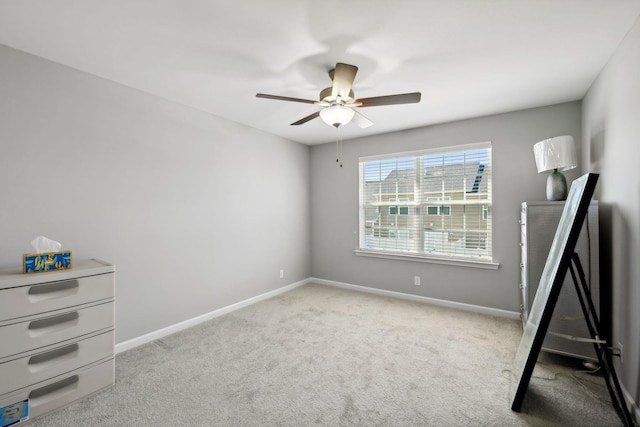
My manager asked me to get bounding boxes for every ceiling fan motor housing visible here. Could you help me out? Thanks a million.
[320,87,354,104]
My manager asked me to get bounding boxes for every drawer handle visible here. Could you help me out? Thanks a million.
[29,343,79,369]
[28,280,79,302]
[28,312,79,335]
[29,374,79,404]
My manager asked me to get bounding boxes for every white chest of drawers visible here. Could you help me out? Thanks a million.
[0,259,115,424]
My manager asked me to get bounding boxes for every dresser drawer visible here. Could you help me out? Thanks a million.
[0,358,114,422]
[0,273,113,322]
[0,302,114,359]
[0,331,113,395]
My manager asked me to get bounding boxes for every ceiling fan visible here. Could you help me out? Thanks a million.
[256,63,421,129]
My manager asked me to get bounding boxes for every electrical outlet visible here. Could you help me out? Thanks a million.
[279,269,284,279]
[618,341,624,364]
[414,276,421,286]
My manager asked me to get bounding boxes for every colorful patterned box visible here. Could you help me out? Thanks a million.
[0,399,29,426]
[23,251,73,274]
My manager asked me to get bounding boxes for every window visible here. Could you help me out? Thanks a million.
[358,142,492,262]
[426,197,451,216]
[389,198,409,215]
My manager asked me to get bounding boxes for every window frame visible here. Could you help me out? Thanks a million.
[356,142,498,269]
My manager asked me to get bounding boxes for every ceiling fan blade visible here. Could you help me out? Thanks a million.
[356,92,421,107]
[291,111,320,126]
[256,93,317,104]
[352,110,374,129]
[331,63,358,101]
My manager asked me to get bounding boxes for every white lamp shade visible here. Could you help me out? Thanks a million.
[320,105,355,128]
[533,135,577,173]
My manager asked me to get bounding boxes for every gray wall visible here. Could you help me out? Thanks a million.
[0,45,311,343]
[310,102,583,312]
[582,17,640,412]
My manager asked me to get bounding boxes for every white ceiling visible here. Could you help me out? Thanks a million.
[1,1,640,145]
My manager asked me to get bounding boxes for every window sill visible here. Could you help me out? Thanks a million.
[354,249,500,270]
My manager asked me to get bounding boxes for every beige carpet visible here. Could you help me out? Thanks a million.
[30,283,621,426]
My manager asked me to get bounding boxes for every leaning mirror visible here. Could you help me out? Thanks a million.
[509,173,599,410]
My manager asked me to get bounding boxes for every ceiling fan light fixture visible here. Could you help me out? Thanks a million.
[319,105,355,128]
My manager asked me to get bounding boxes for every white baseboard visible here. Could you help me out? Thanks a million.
[116,276,521,354]
[307,277,521,320]
[115,279,307,354]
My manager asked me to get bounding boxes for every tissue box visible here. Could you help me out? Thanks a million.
[23,251,72,274]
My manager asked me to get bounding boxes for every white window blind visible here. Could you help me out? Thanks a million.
[358,142,492,262]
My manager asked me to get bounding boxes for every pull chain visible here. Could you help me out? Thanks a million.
[335,126,343,168]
